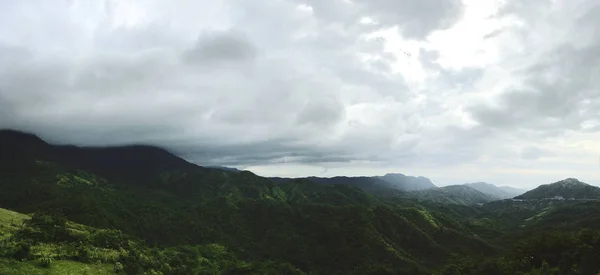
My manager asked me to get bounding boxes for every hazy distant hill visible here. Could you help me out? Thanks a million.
[406,185,499,205]
[376,173,437,191]
[514,178,600,200]
[464,182,525,199]
[271,173,436,194]
[499,186,527,197]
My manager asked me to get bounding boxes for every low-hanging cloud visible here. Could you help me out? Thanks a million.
[1,0,600,187]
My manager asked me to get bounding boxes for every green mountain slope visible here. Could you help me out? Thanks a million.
[377,173,437,191]
[0,207,295,274]
[3,129,600,274]
[515,178,600,200]
[0,130,499,274]
[406,185,499,205]
[271,172,436,194]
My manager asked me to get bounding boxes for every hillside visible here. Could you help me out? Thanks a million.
[376,173,437,191]
[406,185,499,205]
[464,182,525,199]
[514,178,600,200]
[0,207,279,274]
[0,129,499,274]
[2,129,600,274]
[271,173,436,195]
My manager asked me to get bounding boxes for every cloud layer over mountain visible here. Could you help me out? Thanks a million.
[1,0,599,187]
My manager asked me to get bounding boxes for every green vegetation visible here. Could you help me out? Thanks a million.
[405,185,498,205]
[1,129,600,274]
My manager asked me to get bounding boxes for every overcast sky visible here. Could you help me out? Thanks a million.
[1,0,599,188]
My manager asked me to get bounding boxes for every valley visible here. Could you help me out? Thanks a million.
[1,130,600,274]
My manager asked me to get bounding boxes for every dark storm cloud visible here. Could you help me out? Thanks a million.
[174,140,360,166]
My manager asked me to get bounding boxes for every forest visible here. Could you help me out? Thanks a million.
[1,130,600,275]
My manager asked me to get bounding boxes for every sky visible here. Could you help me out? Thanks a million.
[0,0,599,189]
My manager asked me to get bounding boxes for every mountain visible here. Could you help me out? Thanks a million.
[376,173,437,191]
[406,185,499,205]
[3,129,600,274]
[499,185,527,197]
[208,166,244,173]
[514,178,600,200]
[463,182,525,199]
[0,129,499,274]
[271,173,436,194]
[0,129,195,182]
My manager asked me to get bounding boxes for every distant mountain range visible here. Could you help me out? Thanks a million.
[271,175,526,205]
[270,173,437,197]
[515,178,600,200]
[463,182,525,199]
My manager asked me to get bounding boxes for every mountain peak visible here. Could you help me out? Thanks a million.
[515,178,600,200]
[383,173,406,177]
[0,129,47,146]
[377,173,436,191]
[556,178,584,185]
[0,129,50,164]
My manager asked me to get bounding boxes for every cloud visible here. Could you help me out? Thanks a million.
[467,1,600,135]
[520,146,554,160]
[1,0,600,188]
[182,30,258,66]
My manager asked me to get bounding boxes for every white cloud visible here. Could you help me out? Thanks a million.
[1,0,600,188]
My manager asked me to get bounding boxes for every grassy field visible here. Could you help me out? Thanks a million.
[0,207,29,235]
[0,259,113,275]
[0,208,115,274]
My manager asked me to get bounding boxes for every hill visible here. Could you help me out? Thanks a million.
[0,207,284,274]
[514,178,600,200]
[207,166,244,173]
[3,129,600,274]
[376,173,437,191]
[271,173,436,194]
[464,182,525,199]
[0,129,499,274]
[406,185,499,205]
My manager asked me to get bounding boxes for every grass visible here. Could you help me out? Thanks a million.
[0,208,29,237]
[1,208,119,274]
[0,208,29,226]
[418,209,439,228]
[0,258,114,275]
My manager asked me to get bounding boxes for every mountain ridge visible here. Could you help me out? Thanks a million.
[463,182,526,199]
[406,185,498,205]
[514,178,600,200]
[2,129,600,274]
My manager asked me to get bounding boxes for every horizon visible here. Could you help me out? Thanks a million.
[2,127,597,190]
[1,0,600,189]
